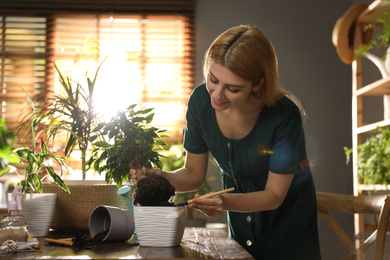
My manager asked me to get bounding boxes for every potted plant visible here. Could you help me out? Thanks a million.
[344,126,390,186]
[87,104,168,186]
[0,88,70,237]
[15,61,123,231]
[88,104,189,247]
[28,61,104,180]
[0,87,70,194]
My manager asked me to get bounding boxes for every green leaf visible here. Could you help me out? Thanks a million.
[47,166,70,194]
[32,174,43,193]
[0,167,11,177]
[94,141,109,148]
[92,122,106,133]
[40,139,48,155]
[155,140,167,146]
[139,108,154,115]
[88,135,98,142]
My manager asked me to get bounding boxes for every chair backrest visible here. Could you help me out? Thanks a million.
[316,191,390,260]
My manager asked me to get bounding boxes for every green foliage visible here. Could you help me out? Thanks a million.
[0,118,20,173]
[3,87,70,194]
[18,60,105,179]
[344,126,390,185]
[87,104,168,187]
[356,8,390,60]
[13,139,69,194]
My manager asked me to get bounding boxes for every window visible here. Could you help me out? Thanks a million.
[0,1,195,143]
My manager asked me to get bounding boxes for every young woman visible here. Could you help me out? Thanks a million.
[131,25,321,260]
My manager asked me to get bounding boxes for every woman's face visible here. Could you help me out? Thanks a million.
[206,63,260,111]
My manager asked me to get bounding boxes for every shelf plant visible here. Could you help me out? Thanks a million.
[344,126,390,185]
[356,1,390,60]
[87,104,168,187]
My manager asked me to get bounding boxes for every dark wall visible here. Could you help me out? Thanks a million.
[194,1,370,259]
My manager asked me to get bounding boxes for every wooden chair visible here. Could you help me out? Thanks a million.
[316,191,390,260]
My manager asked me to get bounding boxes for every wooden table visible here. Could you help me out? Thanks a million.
[0,227,254,259]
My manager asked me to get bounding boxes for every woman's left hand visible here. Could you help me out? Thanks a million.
[189,194,224,217]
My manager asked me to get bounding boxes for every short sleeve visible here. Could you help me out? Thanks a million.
[269,100,307,175]
[183,87,209,154]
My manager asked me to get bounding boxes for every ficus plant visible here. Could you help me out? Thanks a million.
[87,104,168,187]
[344,126,390,185]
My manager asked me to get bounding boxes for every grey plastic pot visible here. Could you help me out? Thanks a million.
[89,205,134,242]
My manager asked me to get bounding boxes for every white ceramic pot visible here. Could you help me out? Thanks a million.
[133,205,187,247]
[20,193,57,237]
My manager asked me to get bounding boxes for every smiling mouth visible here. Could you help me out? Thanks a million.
[213,98,228,106]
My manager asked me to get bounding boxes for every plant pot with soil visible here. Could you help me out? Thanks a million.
[88,105,188,246]
[132,174,187,247]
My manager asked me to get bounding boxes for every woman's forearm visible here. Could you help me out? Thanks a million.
[161,167,205,192]
[161,151,209,192]
[221,190,284,212]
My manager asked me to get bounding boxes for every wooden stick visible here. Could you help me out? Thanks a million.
[44,238,73,247]
[187,187,235,205]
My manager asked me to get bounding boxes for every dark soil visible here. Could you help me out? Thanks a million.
[133,174,175,206]
[91,230,109,244]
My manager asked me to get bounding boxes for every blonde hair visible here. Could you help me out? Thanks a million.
[203,25,306,119]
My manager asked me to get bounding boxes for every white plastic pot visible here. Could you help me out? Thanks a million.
[133,205,187,247]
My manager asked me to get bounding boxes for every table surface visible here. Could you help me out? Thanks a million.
[0,227,254,259]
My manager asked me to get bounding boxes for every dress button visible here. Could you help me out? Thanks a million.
[246,240,252,246]
[246,216,252,222]
[227,143,230,148]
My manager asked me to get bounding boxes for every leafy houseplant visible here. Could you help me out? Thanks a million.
[0,88,70,237]
[0,118,20,175]
[87,104,168,187]
[2,88,70,194]
[345,126,390,185]
[20,61,104,180]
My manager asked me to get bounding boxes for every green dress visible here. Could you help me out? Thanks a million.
[183,84,321,260]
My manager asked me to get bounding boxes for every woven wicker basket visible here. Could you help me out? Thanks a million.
[43,182,128,231]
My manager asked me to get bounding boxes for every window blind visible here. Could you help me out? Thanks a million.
[0,1,195,143]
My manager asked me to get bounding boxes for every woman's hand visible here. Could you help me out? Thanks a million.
[189,194,224,217]
[129,167,162,183]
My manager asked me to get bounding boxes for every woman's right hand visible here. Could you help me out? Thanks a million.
[129,167,162,183]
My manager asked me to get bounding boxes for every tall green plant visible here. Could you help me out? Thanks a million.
[0,87,70,194]
[345,126,390,185]
[20,60,105,180]
[87,104,168,187]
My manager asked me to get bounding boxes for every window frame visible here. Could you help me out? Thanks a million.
[0,1,195,144]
